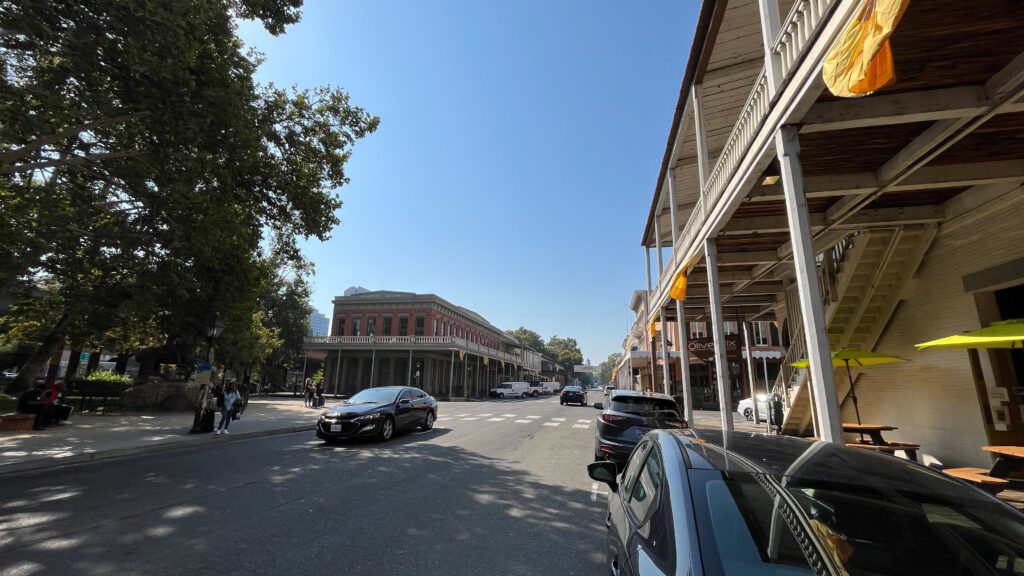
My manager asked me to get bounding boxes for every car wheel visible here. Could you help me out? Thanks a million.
[582,400,587,407]
[499,393,505,399]
[521,392,528,399]
[377,416,394,441]
[743,407,754,421]
[560,400,564,405]
[421,411,435,430]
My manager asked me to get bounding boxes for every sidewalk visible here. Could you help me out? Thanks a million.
[0,396,321,476]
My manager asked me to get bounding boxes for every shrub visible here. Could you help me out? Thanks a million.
[78,370,135,397]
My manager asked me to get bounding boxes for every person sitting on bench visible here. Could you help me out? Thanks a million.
[17,384,55,430]
[42,380,73,425]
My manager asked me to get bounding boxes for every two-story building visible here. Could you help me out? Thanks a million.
[303,290,541,399]
[638,0,1024,466]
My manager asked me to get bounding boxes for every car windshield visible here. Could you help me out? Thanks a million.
[610,396,679,416]
[345,388,399,404]
[563,386,581,392]
[690,469,1024,576]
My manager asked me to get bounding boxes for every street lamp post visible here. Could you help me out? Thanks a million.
[190,315,225,434]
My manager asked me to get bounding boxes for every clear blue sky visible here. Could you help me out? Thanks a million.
[237,1,697,365]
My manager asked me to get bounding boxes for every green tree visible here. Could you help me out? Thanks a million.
[0,0,378,391]
[506,327,548,355]
[598,352,623,385]
[546,335,583,366]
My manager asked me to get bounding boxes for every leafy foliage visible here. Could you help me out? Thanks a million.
[546,335,583,366]
[0,0,378,391]
[505,327,548,355]
[598,352,623,385]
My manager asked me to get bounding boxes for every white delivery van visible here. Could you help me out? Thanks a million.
[541,382,560,395]
[489,381,529,399]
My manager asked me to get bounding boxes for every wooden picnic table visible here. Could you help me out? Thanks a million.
[846,442,921,462]
[982,446,1024,481]
[842,423,898,445]
[982,446,1024,459]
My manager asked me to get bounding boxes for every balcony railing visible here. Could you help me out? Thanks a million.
[304,335,533,369]
[651,0,839,309]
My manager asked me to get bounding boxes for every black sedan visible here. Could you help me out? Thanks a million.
[589,429,1024,576]
[559,385,588,406]
[316,386,436,442]
[594,389,686,464]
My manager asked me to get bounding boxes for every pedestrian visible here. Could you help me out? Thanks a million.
[304,377,314,407]
[17,384,55,430]
[216,381,240,435]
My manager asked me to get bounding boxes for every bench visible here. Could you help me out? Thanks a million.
[0,413,36,431]
[943,467,1009,493]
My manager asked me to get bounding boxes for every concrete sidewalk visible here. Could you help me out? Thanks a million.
[0,396,322,476]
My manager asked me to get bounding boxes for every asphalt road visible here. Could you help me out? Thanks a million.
[0,395,609,576]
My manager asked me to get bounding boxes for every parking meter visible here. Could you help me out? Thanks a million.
[767,393,784,434]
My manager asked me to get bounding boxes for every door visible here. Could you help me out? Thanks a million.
[395,388,416,430]
[609,441,652,576]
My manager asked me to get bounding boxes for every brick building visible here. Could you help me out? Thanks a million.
[303,290,542,399]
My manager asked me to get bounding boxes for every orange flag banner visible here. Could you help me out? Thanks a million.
[669,271,687,301]
[823,0,910,97]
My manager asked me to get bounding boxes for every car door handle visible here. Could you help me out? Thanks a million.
[606,512,612,528]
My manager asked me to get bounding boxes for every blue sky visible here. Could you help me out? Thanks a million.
[237,1,696,365]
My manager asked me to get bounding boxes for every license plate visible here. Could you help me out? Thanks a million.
[636,428,652,438]
[330,424,341,432]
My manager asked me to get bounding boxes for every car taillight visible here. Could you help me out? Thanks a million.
[600,413,625,424]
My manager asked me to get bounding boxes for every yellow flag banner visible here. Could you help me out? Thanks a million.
[823,0,910,98]
[459,350,465,362]
[669,270,687,301]
[482,356,489,365]
[649,320,658,339]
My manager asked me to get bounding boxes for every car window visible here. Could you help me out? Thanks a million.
[627,447,663,525]
[610,396,679,416]
[399,389,413,400]
[620,440,652,496]
[413,389,428,400]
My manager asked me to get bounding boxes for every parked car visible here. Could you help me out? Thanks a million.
[489,381,529,399]
[589,429,1024,576]
[540,381,560,395]
[527,382,544,397]
[736,395,768,422]
[593,389,686,463]
[559,385,588,406]
[315,386,436,442]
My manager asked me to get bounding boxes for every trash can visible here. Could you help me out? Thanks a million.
[198,408,216,433]
[767,393,784,434]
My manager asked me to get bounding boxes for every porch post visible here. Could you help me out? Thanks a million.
[448,350,455,398]
[692,84,710,187]
[667,166,693,422]
[704,238,733,432]
[407,349,413,386]
[654,218,664,274]
[334,350,342,395]
[776,126,842,443]
[763,356,771,432]
[757,0,783,95]
[743,322,760,423]
[659,306,671,394]
[369,348,376,387]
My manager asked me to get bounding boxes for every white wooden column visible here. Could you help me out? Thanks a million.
[743,322,760,423]
[654,217,664,275]
[407,349,413,386]
[658,307,671,394]
[667,167,693,422]
[448,351,455,398]
[704,238,733,432]
[333,351,342,395]
[645,247,653,295]
[757,0,783,96]
[692,85,711,187]
[776,126,842,443]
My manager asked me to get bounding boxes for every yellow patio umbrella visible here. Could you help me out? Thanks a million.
[791,348,906,425]
[915,319,1024,350]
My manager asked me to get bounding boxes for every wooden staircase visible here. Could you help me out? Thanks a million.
[777,224,938,436]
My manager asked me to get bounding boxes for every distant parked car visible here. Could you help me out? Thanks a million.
[736,395,768,422]
[315,386,436,442]
[560,385,587,406]
[590,429,1024,576]
[527,382,544,397]
[593,389,686,463]
[489,381,529,399]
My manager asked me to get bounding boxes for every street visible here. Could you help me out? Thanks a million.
[0,396,609,576]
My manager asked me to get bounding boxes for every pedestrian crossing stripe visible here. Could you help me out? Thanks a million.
[486,418,505,422]
[525,415,540,419]
[501,413,516,417]
[479,413,493,417]
[543,422,560,426]
[514,419,531,423]
[461,417,479,420]
[576,419,590,423]
[573,424,590,429]
[551,418,566,421]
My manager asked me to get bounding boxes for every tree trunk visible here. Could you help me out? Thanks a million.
[65,346,83,383]
[85,347,102,375]
[114,352,129,375]
[7,312,70,394]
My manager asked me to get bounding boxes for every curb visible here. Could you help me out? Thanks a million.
[0,424,316,477]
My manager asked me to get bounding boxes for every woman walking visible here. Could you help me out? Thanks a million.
[216,381,240,435]
[304,377,314,408]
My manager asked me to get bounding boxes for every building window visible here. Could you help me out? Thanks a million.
[754,322,770,346]
[691,322,706,339]
[335,317,345,336]
[399,315,409,336]
[433,318,438,336]
[352,316,361,336]
[415,314,425,336]
[383,316,392,336]
[367,315,376,336]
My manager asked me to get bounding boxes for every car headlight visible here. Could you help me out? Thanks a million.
[354,413,381,422]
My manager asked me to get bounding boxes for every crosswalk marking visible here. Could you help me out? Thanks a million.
[452,414,469,417]
[551,418,566,421]
[486,417,505,422]
[576,419,590,423]
[573,424,590,429]
[525,415,540,419]
[479,413,493,417]
[461,417,479,421]
[437,418,453,422]
[501,413,516,417]
[543,422,560,426]
[514,419,531,423]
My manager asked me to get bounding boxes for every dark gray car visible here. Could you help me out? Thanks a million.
[594,390,686,463]
[589,429,1024,576]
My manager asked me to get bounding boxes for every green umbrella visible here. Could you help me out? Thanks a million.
[791,348,906,425]
[915,319,1024,350]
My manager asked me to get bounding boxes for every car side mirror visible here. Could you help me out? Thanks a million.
[587,461,618,493]
[593,402,603,410]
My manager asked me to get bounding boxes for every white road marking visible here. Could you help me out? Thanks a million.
[514,419,531,423]
[551,418,566,421]
[461,417,479,421]
[437,418,453,422]
[543,422,560,427]
[452,414,469,417]
[486,417,505,422]
[591,482,604,502]
[573,424,590,429]
[525,415,540,419]
[501,413,516,417]
[576,419,590,423]
[478,413,493,417]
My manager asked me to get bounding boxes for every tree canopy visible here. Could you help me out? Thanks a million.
[505,327,548,355]
[0,0,378,390]
[546,335,583,366]
[598,352,623,385]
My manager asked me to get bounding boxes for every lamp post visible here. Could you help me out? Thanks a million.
[190,315,225,433]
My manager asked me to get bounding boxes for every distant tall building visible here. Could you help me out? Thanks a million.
[309,309,329,337]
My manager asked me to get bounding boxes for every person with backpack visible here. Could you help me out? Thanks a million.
[216,381,240,435]
[303,377,314,407]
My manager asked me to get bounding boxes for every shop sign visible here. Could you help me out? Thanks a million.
[687,334,741,361]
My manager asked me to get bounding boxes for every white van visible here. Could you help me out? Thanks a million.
[540,382,560,395]
[489,381,529,399]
